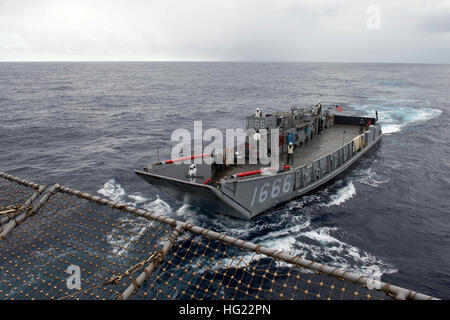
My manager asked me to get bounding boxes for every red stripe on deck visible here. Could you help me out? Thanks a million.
[165,153,212,164]
[202,178,212,185]
[233,165,290,178]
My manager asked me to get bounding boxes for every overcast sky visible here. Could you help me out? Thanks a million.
[0,0,449,63]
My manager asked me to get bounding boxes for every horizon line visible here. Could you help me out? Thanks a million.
[0,60,449,65]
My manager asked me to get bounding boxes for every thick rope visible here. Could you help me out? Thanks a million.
[0,205,32,215]
[57,251,163,300]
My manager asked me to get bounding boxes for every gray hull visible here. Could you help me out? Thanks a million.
[136,124,382,220]
[135,171,254,219]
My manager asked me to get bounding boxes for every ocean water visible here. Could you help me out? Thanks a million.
[0,62,449,298]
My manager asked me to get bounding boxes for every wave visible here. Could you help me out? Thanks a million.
[143,195,174,215]
[191,180,397,278]
[106,217,151,257]
[246,219,397,278]
[97,177,396,280]
[97,179,126,202]
[347,102,442,134]
[376,79,412,88]
[354,167,389,188]
[294,226,398,277]
[98,178,165,208]
[322,181,356,207]
[251,181,395,277]
[203,219,397,279]
[97,179,173,259]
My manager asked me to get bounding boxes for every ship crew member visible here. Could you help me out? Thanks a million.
[254,107,262,117]
[359,118,365,134]
[287,142,294,165]
[319,115,324,133]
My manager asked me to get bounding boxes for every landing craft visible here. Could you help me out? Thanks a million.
[136,103,382,219]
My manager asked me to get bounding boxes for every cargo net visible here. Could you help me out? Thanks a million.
[0,173,436,300]
[133,232,391,300]
[0,173,44,232]
[0,189,173,300]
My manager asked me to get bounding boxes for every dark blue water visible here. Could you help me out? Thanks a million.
[1,62,449,298]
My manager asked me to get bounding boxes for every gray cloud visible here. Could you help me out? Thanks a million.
[421,10,450,33]
[0,0,449,63]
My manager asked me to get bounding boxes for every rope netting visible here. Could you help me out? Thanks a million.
[0,179,33,209]
[0,175,37,221]
[0,172,437,300]
[133,232,390,300]
[0,186,173,299]
[0,173,46,233]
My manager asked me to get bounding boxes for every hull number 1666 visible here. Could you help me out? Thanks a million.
[250,174,292,207]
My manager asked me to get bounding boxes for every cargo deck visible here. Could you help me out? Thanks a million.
[215,125,361,181]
